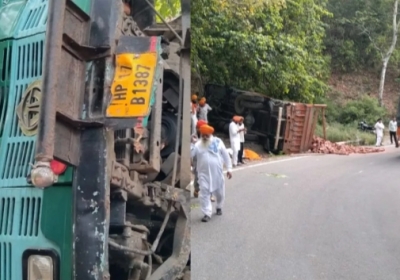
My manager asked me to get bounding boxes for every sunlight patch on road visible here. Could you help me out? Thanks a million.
[261,172,288,178]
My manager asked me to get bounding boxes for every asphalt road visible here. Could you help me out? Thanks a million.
[191,146,400,280]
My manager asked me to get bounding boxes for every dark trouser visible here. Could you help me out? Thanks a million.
[390,131,399,147]
[238,142,244,163]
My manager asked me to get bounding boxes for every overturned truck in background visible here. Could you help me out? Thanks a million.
[204,84,327,154]
[0,0,190,279]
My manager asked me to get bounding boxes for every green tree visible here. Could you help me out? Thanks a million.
[192,0,331,102]
[155,0,181,22]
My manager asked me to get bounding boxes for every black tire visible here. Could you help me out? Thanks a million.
[161,112,178,158]
[262,137,271,152]
[240,92,265,103]
[234,96,246,115]
[244,133,259,142]
[223,123,230,134]
[242,101,264,110]
[235,94,265,114]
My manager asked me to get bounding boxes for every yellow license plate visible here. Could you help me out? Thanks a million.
[106,52,158,118]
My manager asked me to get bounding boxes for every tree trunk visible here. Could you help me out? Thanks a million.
[378,0,399,107]
[378,59,389,106]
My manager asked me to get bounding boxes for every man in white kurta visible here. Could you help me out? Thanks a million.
[374,118,384,147]
[191,120,216,202]
[191,125,233,222]
[229,116,244,167]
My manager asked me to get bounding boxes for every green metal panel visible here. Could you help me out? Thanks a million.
[0,40,12,148]
[0,0,27,40]
[0,187,66,280]
[42,186,73,280]
[71,0,91,15]
[14,0,48,39]
[0,33,45,187]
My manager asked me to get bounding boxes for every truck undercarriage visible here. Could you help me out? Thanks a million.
[0,0,191,279]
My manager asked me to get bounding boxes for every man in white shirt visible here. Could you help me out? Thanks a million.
[197,97,212,122]
[229,116,245,167]
[237,117,247,164]
[191,124,232,222]
[388,117,399,147]
[374,118,385,147]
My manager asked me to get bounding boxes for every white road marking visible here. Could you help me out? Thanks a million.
[226,156,309,174]
[189,156,309,185]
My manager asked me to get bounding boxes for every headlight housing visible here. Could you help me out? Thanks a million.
[27,255,54,280]
[23,250,58,280]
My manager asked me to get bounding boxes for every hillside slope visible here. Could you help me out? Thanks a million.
[329,70,400,116]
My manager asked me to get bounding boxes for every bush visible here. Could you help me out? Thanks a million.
[315,122,376,145]
[317,94,388,126]
[337,96,388,125]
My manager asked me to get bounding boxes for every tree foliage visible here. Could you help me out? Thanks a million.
[155,0,181,22]
[192,0,331,102]
[324,0,400,72]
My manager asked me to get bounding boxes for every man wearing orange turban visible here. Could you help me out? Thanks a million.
[229,116,245,167]
[191,120,216,202]
[197,97,212,123]
[191,124,232,222]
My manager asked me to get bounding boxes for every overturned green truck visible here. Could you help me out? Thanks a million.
[0,0,191,279]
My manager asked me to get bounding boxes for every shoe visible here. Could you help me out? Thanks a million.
[194,190,199,198]
[201,215,211,222]
[210,196,215,202]
[216,208,222,216]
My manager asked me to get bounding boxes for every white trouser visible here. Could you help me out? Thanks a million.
[199,186,225,217]
[376,134,383,146]
[231,146,239,166]
[191,115,198,135]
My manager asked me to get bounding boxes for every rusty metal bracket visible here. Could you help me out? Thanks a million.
[62,34,111,61]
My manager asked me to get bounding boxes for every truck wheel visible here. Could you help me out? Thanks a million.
[235,94,264,114]
[161,112,177,158]
[240,92,265,103]
[242,101,264,110]
[244,133,259,142]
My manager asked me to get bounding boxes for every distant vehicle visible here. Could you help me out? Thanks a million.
[358,121,376,134]
[203,84,326,154]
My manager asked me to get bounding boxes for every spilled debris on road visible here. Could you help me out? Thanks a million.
[310,136,385,155]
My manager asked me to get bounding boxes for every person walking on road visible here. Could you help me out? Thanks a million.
[388,117,399,148]
[229,116,245,167]
[197,97,212,123]
[191,94,199,135]
[191,124,232,222]
[191,120,216,202]
[375,118,385,147]
[237,117,247,164]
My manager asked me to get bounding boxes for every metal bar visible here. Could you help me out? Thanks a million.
[274,107,283,150]
[73,128,110,280]
[143,0,183,44]
[178,0,191,187]
[322,108,327,140]
[35,0,66,161]
[171,44,184,187]
[299,105,310,152]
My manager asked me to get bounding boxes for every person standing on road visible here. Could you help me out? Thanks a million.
[374,118,385,147]
[197,97,212,123]
[191,94,199,135]
[191,124,232,222]
[388,117,399,148]
[237,117,247,164]
[191,120,216,202]
[229,116,245,167]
